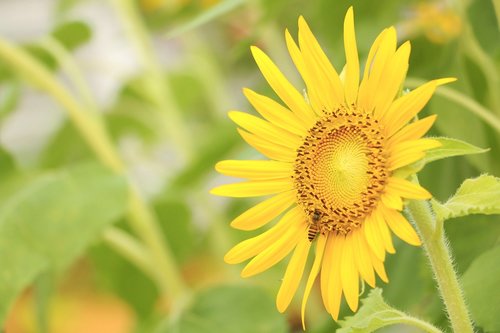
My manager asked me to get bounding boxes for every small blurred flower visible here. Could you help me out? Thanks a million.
[398,1,462,44]
[212,7,455,328]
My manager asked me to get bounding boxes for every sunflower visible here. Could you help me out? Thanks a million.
[211,7,454,328]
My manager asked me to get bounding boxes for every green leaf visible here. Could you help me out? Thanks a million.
[155,198,196,264]
[51,21,92,51]
[0,162,128,325]
[462,245,500,332]
[338,288,440,333]
[164,284,288,333]
[424,137,489,164]
[394,137,487,178]
[0,80,21,120]
[0,147,16,182]
[432,174,500,221]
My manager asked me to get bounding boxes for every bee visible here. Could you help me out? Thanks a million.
[308,209,322,242]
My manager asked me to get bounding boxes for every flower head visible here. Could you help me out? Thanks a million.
[211,7,454,328]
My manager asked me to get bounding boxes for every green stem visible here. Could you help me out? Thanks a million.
[455,0,500,115]
[407,198,474,333]
[0,37,188,302]
[128,187,187,299]
[110,0,193,160]
[0,38,123,172]
[102,227,154,277]
[406,77,500,134]
[38,36,97,112]
[493,0,500,30]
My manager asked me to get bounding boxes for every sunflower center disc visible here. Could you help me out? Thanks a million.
[294,110,389,235]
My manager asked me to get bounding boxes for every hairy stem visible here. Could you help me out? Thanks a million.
[407,198,474,333]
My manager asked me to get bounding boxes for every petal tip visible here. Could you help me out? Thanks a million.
[209,187,222,196]
[345,6,354,20]
[434,77,457,86]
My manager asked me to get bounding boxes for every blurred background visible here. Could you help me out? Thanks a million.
[0,0,498,332]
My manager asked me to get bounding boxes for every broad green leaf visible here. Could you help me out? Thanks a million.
[0,162,127,324]
[338,288,440,333]
[164,285,288,333]
[445,214,500,275]
[462,245,500,332]
[394,137,487,178]
[432,175,500,221]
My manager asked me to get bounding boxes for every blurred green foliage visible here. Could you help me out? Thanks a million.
[0,0,498,332]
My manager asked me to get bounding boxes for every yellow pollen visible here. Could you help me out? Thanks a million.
[294,109,388,235]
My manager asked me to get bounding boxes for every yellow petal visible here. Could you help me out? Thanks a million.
[384,78,456,137]
[369,249,389,283]
[373,209,395,254]
[341,233,359,312]
[276,237,311,312]
[301,234,327,330]
[381,207,421,246]
[320,235,335,313]
[285,29,306,78]
[373,41,411,119]
[358,29,386,109]
[215,160,292,180]
[386,177,432,199]
[363,213,386,261]
[343,7,359,105]
[380,191,404,211]
[387,115,437,146]
[358,27,397,112]
[388,138,442,170]
[238,129,296,162]
[298,16,344,110]
[243,88,307,136]
[251,46,316,125]
[328,235,344,320]
[210,179,292,197]
[285,29,324,115]
[388,151,426,171]
[242,224,305,277]
[229,111,302,149]
[353,231,376,287]
[230,191,296,230]
[224,207,303,264]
